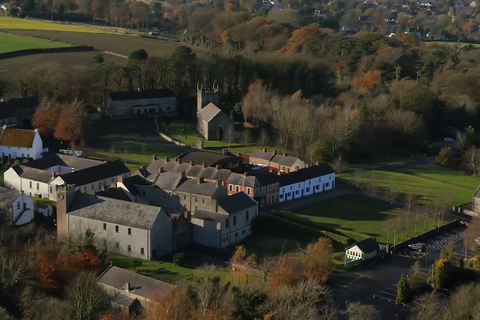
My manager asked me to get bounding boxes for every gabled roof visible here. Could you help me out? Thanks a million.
[0,187,21,206]
[58,160,129,186]
[12,165,54,183]
[97,266,174,300]
[197,103,222,123]
[271,154,303,167]
[121,175,151,195]
[96,188,131,202]
[107,89,175,101]
[0,128,36,148]
[278,171,304,187]
[68,193,163,230]
[24,154,103,170]
[226,173,257,188]
[298,163,334,180]
[176,179,224,197]
[473,185,480,199]
[193,209,228,223]
[256,172,279,186]
[178,149,239,167]
[153,171,185,191]
[250,149,275,161]
[218,192,257,213]
[348,238,378,253]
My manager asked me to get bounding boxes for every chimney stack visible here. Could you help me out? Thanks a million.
[176,158,180,163]
[102,185,108,191]
[202,162,207,168]
[165,156,170,162]
[51,172,55,178]
[263,147,267,153]
[286,168,290,173]
[244,172,248,176]
[272,149,276,156]
[179,170,186,178]
[198,177,205,184]
[295,166,299,172]
[158,167,164,174]
[315,161,319,166]
[216,164,221,170]
[190,161,194,166]
[125,282,130,292]
[153,154,157,161]
[110,182,116,188]
[222,149,226,155]
[269,168,273,173]
[221,180,226,187]
[118,176,123,183]
[283,152,287,157]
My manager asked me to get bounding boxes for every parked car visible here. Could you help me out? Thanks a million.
[408,242,426,252]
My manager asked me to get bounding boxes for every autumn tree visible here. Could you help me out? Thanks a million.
[302,237,333,283]
[32,100,62,136]
[54,100,87,146]
[147,281,195,320]
[286,23,321,52]
[230,245,257,268]
[267,255,304,290]
[436,147,456,168]
[242,79,271,124]
[427,258,453,289]
[463,217,480,254]
[352,70,383,93]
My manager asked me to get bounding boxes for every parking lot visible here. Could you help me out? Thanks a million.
[397,227,464,260]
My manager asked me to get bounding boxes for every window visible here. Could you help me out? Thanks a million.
[184,195,187,200]
[225,218,229,228]
[50,186,53,194]
[233,215,237,226]
[325,182,330,188]
[128,228,131,235]
[103,223,106,230]
[306,187,310,192]
[235,232,238,238]
[111,178,114,183]
[36,183,39,190]
[235,186,239,192]
[195,197,198,203]
[115,226,119,233]
[29,181,32,188]
[242,230,245,235]
[128,245,131,252]
[91,184,94,190]
[98,182,101,189]
[16,201,20,210]
[247,187,251,195]
[262,187,266,194]
[295,190,299,195]
[246,211,249,221]
[202,199,205,203]
[21,153,24,157]
[115,242,119,249]
[316,185,320,190]
[141,248,145,255]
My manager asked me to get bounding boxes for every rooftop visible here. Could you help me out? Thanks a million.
[13,166,54,183]
[176,179,224,197]
[59,160,130,186]
[23,153,103,171]
[97,266,174,301]
[349,238,378,253]
[197,102,222,123]
[96,188,131,202]
[0,187,21,206]
[178,149,239,167]
[68,193,163,230]
[298,163,335,180]
[108,89,175,101]
[0,128,36,148]
[250,149,275,161]
[218,192,257,213]
[193,208,228,223]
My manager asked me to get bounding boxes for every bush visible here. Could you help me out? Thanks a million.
[173,253,186,267]
[435,147,456,168]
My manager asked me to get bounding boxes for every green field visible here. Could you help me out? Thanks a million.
[340,164,478,206]
[109,254,230,284]
[292,195,439,244]
[0,32,68,53]
[0,17,113,33]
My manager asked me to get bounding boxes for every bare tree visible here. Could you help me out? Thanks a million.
[463,217,480,254]
[344,301,380,320]
[65,272,106,320]
[0,250,30,290]
[440,187,452,224]
[411,291,443,320]
[0,307,14,320]
[382,218,394,245]
[404,191,415,214]
[365,172,378,198]
[223,125,237,150]
[463,146,480,178]
[332,154,347,174]
[258,129,270,147]
[242,129,251,152]
[352,168,364,189]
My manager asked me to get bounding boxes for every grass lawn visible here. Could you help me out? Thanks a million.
[340,165,477,206]
[109,254,230,284]
[0,17,113,33]
[95,141,186,165]
[292,195,439,244]
[232,236,307,258]
[0,32,68,53]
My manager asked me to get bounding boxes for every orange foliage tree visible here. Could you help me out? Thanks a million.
[286,23,321,52]
[32,100,62,136]
[53,100,87,144]
[147,283,195,320]
[352,70,383,93]
[267,255,304,290]
[302,238,334,283]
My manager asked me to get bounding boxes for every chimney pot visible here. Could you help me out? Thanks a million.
[263,147,267,153]
[51,172,55,178]
[190,161,194,166]
[125,282,130,292]
[159,167,164,174]
[306,163,309,168]
[315,161,319,166]
[283,152,287,157]
[295,166,299,172]
[176,158,180,163]
[202,162,207,168]
[222,149,226,155]
[216,164,220,170]
[165,156,170,162]
[179,170,186,178]
[153,154,157,161]
[272,149,276,156]
[198,177,204,184]
[244,172,248,176]
[117,176,123,183]
[221,180,226,187]
[269,168,273,173]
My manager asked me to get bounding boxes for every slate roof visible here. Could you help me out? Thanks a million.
[176,179,223,196]
[298,163,334,180]
[186,166,231,181]
[111,293,136,308]
[0,97,38,120]
[58,160,129,186]
[197,103,222,123]
[349,238,378,253]
[0,187,21,206]
[177,149,240,167]
[474,185,480,199]
[226,173,257,188]
[278,171,304,187]
[250,149,275,161]
[23,154,103,170]
[108,89,175,101]
[256,172,279,186]
[68,193,162,230]
[13,166,54,183]
[121,175,151,195]
[39,203,51,210]
[96,188,131,202]
[0,128,36,148]
[153,171,185,191]
[193,209,228,223]
[97,266,174,300]
[218,192,256,213]
[271,154,302,167]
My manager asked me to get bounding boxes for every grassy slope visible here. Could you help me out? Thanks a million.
[109,254,230,284]
[95,141,187,164]
[0,32,68,53]
[0,17,113,33]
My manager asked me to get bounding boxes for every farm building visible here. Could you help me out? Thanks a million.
[346,238,379,261]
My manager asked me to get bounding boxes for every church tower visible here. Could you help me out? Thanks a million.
[197,81,220,112]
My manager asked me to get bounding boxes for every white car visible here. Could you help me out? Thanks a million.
[408,243,426,252]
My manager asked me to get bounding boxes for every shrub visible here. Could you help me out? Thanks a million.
[435,147,455,168]
[173,253,186,267]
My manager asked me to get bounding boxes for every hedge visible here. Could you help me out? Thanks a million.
[0,45,94,60]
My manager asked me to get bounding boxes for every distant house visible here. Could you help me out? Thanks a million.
[0,97,38,128]
[0,126,44,160]
[191,192,258,248]
[97,265,174,313]
[176,150,240,169]
[197,103,234,141]
[38,203,53,217]
[4,154,130,200]
[346,238,379,261]
[249,148,305,172]
[470,0,477,7]
[56,187,173,260]
[105,89,177,118]
[226,172,279,207]
[0,187,34,226]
